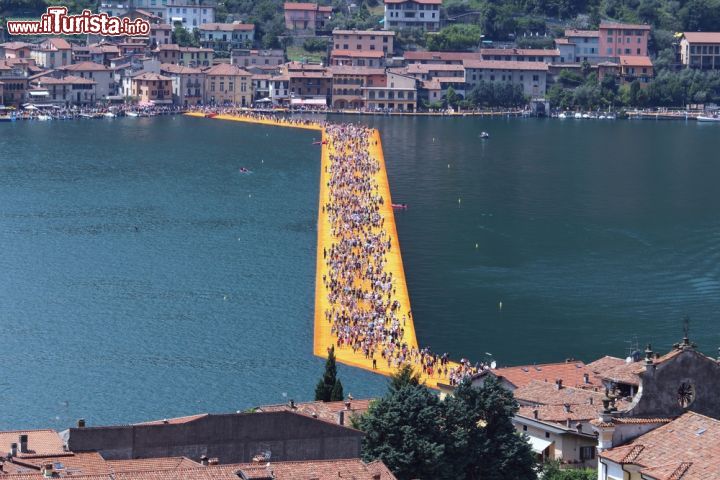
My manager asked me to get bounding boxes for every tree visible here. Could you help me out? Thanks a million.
[445,86,459,108]
[315,346,344,402]
[356,371,537,480]
[172,23,198,47]
[540,460,596,480]
[426,24,483,51]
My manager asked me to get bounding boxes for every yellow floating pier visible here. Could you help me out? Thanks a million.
[186,112,459,389]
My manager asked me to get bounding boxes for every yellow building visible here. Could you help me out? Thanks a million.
[131,72,173,105]
[203,63,252,106]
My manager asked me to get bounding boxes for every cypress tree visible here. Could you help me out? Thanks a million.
[315,346,343,402]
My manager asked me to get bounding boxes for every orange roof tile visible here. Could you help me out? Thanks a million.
[203,63,251,76]
[331,49,385,58]
[564,29,600,37]
[682,32,720,44]
[490,361,599,389]
[284,2,319,10]
[513,380,606,406]
[619,55,653,67]
[257,399,373,424]
[0,430,65,458]
[107,457,201,473]
[463,59,549,71]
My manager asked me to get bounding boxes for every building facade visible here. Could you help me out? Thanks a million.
[330,65,386,109]
[203,63,252,105]
[165,1,216,30]
[464,59,548,98]
[59,61,114,101]
[231,49,285,68]
[34,75,97,106]
[332,29,395,56]
[363,70,417,112]
[30,38,72,69]
[598,21,651,59]
[679,32,720,70]
[562,29,600,63]
[160,63,205,105]
[283,3,333,33]
[330,50,386,67]
[199,22,255,51]
[383,0,441,31]
[131,72,173,104]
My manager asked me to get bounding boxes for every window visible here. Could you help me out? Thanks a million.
[522,425,528,431]
[532,74,539,81]
[545,432,550,439]
[580,446,595,460]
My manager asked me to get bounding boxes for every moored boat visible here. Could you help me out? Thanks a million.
[697,115,720,122]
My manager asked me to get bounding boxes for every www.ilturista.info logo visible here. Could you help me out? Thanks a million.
[6,7,151,36]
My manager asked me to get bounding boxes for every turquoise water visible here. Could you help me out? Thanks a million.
[1,115,719,429]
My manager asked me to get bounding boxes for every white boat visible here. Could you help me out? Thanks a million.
[582,113,591,119]
[574,112,582,119]
[79,113,93,119]
[37,114,52,121]
[126,111,139,117]
[103,112,116,118]
[558,112,567,119]
[480,131,490,139]
[697,115,720,122]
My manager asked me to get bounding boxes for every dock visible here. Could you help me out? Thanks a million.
[185,111,462,389]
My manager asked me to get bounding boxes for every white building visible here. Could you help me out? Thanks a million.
[463,59,548,98]
[166,1,216,30]
[383,0,441,32]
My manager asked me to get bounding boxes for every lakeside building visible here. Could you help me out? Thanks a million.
[463,59,549,98]
[403,51,482,65]
[329,65,386,109]
[383,0,441,32]
[150,23,173,47]
[283,2,333,34]
[281,61,333,107]
[330,49,386,67]
[250,73,272,102]
[89,43,121,66]
[679,32,720,70]
[0,59,31,106]
[31,75,97,106]
[597,56,654,87]
[480,48,561,64]
[269,75,291,105]
[203,63,252,106]
[160,63,205,105]
[154,44,214,67]
[131,72,173,104]
[598,21,651,59]
[332,29,396,56]
[362,70,418,112]
[198,22,255,52]
[561,29,600,64]
[30,38,72,69]
[231,49,285,68]
[59,61,115,101]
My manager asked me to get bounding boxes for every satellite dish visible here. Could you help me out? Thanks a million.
[490,361,497,369]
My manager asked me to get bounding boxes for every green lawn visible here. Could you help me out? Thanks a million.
[286,45,327,64]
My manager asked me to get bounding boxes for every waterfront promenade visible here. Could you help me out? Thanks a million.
[185,111,462,389]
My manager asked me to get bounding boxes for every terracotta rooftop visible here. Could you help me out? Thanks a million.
[619,55,653,67]
[513,380,606,407]
[518,403,602,423]
[38,37,72,50]
[487,360,600,389]
[406,63,465,73]
[257,399,373,424]
[160,64,204,75]
[0,430,65,458]
[0,41,34,50]
[61,61,110,72]
[601,361,643,386]
[333,29,395,36]
[38,75,96,85]
[480,48,560,57]
[203,63,251,76]
[403,51,481,62]
[587,355,626,377]
[284,2,320,10]
[4,452,110,476]
[132,72,172,82]
[599,411,720,480]
[107,457,201,473]
[682,32,720,43]
[463,59,550,71]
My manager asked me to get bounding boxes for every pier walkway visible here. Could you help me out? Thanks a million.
[185,111,463,389]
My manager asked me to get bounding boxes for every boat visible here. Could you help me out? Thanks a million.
[697,115,720,122]
[79,113,93,119]
[239,168,252,174]
[37,114,52,121]
[574,112,582,119]
[392,203,408,210]
[480,131,490,139]
[0,114,16,122]
[126,111,139,117]
[558,113,567,119]
[103,112,116,118]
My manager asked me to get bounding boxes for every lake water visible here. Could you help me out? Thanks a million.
[1,115,719,429]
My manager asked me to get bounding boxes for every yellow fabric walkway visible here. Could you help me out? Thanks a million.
[185,112,460,389]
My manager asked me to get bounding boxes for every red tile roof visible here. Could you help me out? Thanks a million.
[39,38,72,50]
[160,64,205,75]
[133,72,172,81]
[284,2,319,10]
[203,63,251,76]
[601,361,643,386]
[518,403,602,423]
[39,75,97,85]
[6,452,110,476]
[480,48,560,57]
[600,411,720,480]
[619,55,653,67]
[488,361,599,389]
[464,59,550,71]
[587,355,626,377]
[61,61,110,72]
[0,430,65,457]
[107,457,201,473]
[257,399,373,424]
[135,413,208,426]
[682,32,720,43]
[403,51,481,62]
[0,42,34,50]
[513,380,606,406]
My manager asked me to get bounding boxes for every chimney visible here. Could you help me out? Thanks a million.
[200,455,209,466]
[589,397,594,405]
[77,419,86,428]
[10,443,18,457]
[575,423,583,433]
[344,400,351,411]
[645,344,656,374]
[563,403,571,413]
[532,409,538,420]
[208,458,219,466]
[583,373,590,384]
[19,435,28,454]
[555,379,563,390]
[338,410,345,426]
[289,399,295,409]
[566,418,572,427]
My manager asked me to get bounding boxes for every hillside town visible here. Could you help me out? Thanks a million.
[1,0,720,115]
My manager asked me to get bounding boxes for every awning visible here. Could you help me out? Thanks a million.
[29,91,49,97]
[528,436,553,453]
[290,98,327,106]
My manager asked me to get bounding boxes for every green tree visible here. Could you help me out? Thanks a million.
[172,23,198,47]
[541,460,596,480]
[445,86,459,108]
[426,24,482,51]
[357,371,537,480]
[315,346,344,402]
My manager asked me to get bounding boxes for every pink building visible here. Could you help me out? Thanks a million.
[598,21,651,59]
[284,3,332,33]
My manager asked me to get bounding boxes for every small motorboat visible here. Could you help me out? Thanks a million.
[392,203,408,210]
[558,112,567,119]
[79,113,93,119]
[37,114,52,121]
[126,111,139,117]
[697,115,720,122]
[239,167,252,174]
[104,112,116,118]
[574,112,582,119]
[480,131,490,139]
